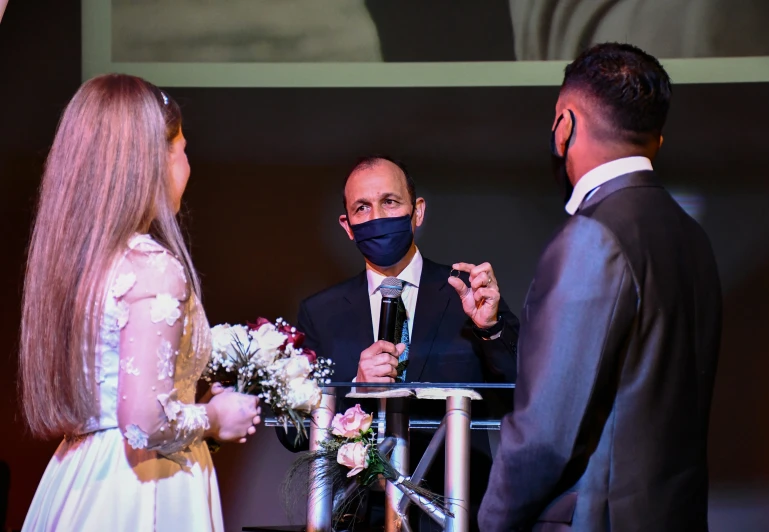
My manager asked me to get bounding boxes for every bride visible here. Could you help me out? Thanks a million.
[19,74,260,531]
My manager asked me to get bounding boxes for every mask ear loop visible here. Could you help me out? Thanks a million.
[564,109,576,150]
[550,113,565,155]
[560,110,577,204]
[550,109,576,157]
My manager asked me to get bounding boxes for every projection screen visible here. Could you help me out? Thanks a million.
[83,0,769,87]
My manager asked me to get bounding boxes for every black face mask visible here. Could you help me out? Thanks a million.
[550,110,576,205]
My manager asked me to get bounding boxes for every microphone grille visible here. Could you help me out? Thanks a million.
[379,277,404,298]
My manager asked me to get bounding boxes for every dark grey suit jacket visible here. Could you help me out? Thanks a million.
[479,171,722,532]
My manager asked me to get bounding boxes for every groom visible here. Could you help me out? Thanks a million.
[479,43,722,531]
[287,155,519,530]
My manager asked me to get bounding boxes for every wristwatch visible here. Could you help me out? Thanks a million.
[474,315,504,339]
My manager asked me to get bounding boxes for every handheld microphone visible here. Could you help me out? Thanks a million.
[377,277,409,476]
[377,278,403,343]
[374,278,408,447]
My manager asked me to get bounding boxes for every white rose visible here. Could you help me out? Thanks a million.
[240,324,285,368]
[250,347,278,368]
[229,325,253,354]
[211,323,256,365]
[281,355,311,381]
[250,324,287,361]
[285,377,321,413]
[211,324,233,354]
[210,324,239,364]
[284,344,303,357]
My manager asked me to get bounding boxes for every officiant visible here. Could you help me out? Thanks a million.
[279,155,519,531]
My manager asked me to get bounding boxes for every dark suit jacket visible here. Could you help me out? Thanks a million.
[282,257,519,528]
[297,257,518,388]
[479,171,722,532]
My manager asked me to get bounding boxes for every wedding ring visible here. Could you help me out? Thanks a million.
[450,268,460,278]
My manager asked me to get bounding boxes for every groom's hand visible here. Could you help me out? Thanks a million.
[449,262,500,329]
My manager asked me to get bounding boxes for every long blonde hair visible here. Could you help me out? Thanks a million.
[20,74,200,438]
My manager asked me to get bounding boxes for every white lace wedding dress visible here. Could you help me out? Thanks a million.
[23,234,224,531]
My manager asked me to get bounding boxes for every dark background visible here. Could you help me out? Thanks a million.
[2,1,769,530]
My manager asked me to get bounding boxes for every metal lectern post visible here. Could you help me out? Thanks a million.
[385,397,410,532]
[444,395,471,532]
[306,388,336,532]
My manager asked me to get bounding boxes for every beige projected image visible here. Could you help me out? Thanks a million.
[112,0,769,63]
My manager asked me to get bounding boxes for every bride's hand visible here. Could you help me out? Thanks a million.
[205,390,262,443]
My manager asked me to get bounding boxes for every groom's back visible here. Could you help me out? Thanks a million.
[576,172,722,531]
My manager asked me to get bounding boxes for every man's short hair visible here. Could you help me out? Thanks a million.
[342,155,416,212]
[562,42,672,145]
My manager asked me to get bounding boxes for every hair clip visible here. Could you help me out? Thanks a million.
[160,91,169,106]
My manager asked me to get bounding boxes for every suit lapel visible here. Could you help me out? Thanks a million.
[408,259,451,382]
[341,272,375,379]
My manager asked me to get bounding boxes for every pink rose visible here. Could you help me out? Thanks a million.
[331,404,373,438]
[337,441,370,477]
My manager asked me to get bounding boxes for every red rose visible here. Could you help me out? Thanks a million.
[274,321,306,348]
[303,348,317,364]
[247,317,271,331]
[291,331,306,348]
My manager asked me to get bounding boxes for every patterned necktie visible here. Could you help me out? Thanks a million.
[394,291,410,382]
[379,277,410,382]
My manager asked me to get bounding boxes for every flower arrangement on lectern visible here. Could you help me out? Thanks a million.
[203,317,334,446]
[284,404,450,525]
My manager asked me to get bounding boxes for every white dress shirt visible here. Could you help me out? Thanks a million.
[366,249,422,342]
[565,156,653,215]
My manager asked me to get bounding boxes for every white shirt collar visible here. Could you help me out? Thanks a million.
[565,156,653,215]
[366,249,423,295]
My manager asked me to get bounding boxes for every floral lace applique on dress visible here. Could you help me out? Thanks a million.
[120,357,140,376]
[125,424,149,450]
[101,234,213,456]
[150,294,182,326]
[157,341,176,380]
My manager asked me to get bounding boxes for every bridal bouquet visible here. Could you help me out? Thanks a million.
[204,317,333,443]
[285,405,449,525]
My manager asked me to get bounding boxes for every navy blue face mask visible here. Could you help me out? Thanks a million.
[550,110,576,205]
[349,213,414,268]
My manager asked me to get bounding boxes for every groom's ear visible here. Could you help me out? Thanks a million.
[339,214,354,241]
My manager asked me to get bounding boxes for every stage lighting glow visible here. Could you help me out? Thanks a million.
[669,190,707,223]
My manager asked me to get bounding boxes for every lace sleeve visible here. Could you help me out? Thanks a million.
[113,240,209,455]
